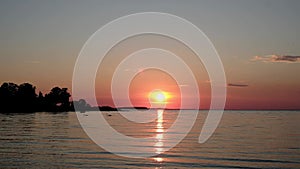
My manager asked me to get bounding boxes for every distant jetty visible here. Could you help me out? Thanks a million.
[75,106,150,113]
[117,107,149,110]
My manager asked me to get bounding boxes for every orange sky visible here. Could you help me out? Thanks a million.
[92,34,300,109]
[1,1,300,109]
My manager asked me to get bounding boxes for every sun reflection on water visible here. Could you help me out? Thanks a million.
[154,109,164,162]
[153,157,163,163]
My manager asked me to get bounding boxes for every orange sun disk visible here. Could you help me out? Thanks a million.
[148,89,171,104]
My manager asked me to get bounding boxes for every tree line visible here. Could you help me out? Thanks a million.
[0,82,119,113]
[0,82,73,112]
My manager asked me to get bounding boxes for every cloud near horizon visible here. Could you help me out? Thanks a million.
[251,55,300,63]
[228,83,249,87]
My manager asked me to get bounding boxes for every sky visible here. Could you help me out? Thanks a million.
[0,0,299,109]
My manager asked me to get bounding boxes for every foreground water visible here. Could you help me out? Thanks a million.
[0,110,299,168]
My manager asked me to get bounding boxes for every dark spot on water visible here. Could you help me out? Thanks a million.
[288,147,300,150]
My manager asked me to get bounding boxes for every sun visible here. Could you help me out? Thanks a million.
[155,92,165,102]
[148,89,170,104]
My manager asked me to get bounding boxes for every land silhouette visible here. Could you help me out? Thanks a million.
[0,82,116,113]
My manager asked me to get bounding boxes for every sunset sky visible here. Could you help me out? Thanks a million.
[0,0,299,109]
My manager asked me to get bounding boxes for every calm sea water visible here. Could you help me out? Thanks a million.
[0,110,299,168]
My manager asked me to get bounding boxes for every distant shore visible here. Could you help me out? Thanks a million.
[1,107,299,114]
[1,82,299,113]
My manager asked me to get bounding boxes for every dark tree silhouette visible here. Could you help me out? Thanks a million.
[0,82,72,113]
[44,87,71,112]
[0,82,116,113]
[0,82,19,112]
[17,83,37,112]
[73,99,91,113]
[36,91,45,112]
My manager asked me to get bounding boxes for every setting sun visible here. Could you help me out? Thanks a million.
[148,89,170,104]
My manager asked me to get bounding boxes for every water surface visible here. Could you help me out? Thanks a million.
[0,110,299,168]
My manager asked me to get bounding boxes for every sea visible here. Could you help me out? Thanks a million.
[0,110,299,168]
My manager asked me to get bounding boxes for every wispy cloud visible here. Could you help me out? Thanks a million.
[228,83,249,87]
[251,55,300,63]
[179,84,189,87]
